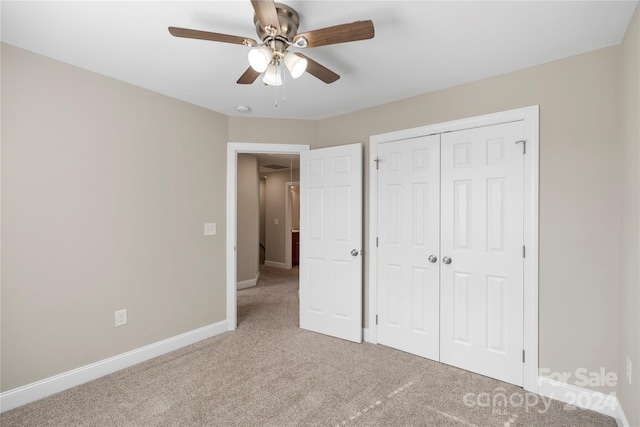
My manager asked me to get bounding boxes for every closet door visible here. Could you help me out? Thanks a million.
[439,121,525,386]
[376,135,441,360]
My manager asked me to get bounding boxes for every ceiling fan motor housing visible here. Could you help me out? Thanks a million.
[254,3,299,43]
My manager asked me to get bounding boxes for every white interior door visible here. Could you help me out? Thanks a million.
[376,135,441,359]
[299,143,362,343]
[439,121,525,386]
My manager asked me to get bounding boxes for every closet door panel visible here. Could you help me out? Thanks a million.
[376,135,441,360]
[440,121,525,386]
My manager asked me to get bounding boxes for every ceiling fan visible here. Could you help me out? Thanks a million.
[168,0,374,86]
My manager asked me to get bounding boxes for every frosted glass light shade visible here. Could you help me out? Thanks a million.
[248,47,273,73]
[262,63,283,86]
[283,52,307,79]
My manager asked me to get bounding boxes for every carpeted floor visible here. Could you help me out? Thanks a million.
[1,265,616,426]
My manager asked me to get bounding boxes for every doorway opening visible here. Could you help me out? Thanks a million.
[257,155,300,270]
[226,143,309,331]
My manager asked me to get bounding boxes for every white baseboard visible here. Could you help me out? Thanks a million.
[0,320,228,413]
[537,376,623,422]
[363,327,375,343]
[264,260,289,269]
[237,272,260,290]
[615,401,630,427]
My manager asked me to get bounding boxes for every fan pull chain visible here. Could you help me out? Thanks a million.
[282,63,288,103]
[272,61,287,108]
[274,63,279,107]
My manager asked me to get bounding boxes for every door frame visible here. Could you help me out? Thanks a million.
[284,180,300,269]
[368,105,539,393]
[226,143,310,331]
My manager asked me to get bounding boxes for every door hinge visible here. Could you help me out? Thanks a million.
[376,237,379,247]
[374,157,380,170]
[376,315,379,325]
[522,349,525,363]
[523,245,526,258]
[515,140,527,154]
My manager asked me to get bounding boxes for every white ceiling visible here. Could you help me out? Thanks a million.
[1,1,637,120]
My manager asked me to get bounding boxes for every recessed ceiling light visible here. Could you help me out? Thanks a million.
[236,105,251,113]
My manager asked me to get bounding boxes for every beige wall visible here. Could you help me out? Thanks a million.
[228,117,317,146]
[318,46,622,394]
[236,154,259,284]
[2,21,637,417]
[1,44,228,391]
[619,4,640,426]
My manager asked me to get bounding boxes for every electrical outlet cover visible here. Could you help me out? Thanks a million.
[204,223,216,236]
[115,309,127,327]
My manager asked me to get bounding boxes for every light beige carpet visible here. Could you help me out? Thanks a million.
[1,265,616,426]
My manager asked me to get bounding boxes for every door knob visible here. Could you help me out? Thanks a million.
[351,249,360,257]
[428,255,438,263]
[442,256,452,265]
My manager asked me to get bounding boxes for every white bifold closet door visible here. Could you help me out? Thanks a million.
[440,121,524,386]
[377,135,441,360]
[377,121,525,386]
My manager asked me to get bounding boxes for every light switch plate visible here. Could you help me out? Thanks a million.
[204,223,216,236]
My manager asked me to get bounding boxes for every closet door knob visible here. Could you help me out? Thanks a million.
[351,249,360,257]
[428,255,438,263]
[442,256,452,265]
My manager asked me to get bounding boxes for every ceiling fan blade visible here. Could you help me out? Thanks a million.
[237,67,261,84]
[293,20,374,48]
[251,0,281,35]
[169,27,257,46]
[296,54,340,84]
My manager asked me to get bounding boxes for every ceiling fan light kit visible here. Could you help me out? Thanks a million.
[283,51,307,79]
[248,46,273,73]
[262,63,283,86]
[168,0,375,87]
[248,44,306,81]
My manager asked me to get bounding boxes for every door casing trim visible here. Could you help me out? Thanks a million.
[226,143,310,331]
[367,106,539,393]
[284,180,300,269]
